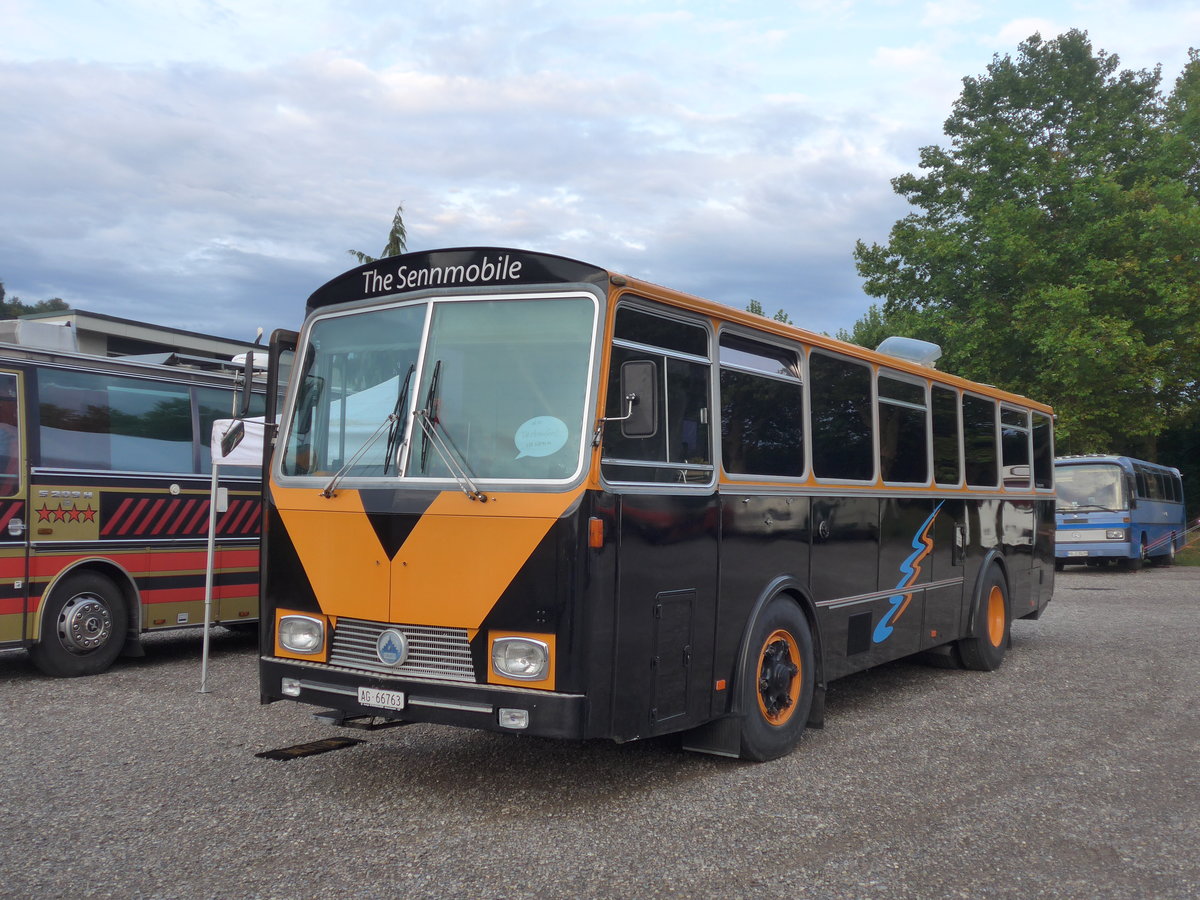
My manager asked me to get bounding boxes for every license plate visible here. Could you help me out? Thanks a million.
[1067,550,1088,557]
[358,686,405,711]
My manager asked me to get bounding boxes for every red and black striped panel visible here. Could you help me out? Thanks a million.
[98,493,261,540]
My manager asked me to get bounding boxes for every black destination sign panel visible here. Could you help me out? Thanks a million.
[306,247,610,311]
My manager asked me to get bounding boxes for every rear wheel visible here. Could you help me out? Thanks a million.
[29,572,127,677]
[1153,537,1176,567]
[739,597,814,761]
[958,566,1009,672]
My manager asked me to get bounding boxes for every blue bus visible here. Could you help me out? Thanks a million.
[1055,456,1185,570]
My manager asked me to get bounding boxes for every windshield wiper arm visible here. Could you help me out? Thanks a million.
[419,359,442,472]
[383,364,415,475]
[413,415,487,504]
[412,359,486,502]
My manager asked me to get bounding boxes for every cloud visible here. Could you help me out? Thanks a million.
[3,0,1197,346]
[922,1,985,28]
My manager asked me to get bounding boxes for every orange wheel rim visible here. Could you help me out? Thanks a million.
[756,629,802,725]
[986,585,1005,647]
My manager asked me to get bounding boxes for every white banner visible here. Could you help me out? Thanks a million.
[210,417,265,469]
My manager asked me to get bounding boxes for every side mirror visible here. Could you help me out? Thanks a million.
[234,350,256,419]
[619,360,658,438]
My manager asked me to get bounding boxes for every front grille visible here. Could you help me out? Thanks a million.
[329,618,476,683]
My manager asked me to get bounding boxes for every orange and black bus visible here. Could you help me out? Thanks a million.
[0,340,263,676]
[259,247,1055,760]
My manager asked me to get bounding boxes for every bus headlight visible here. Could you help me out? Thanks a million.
[491,636,550,681]
[278,615,325,654]
[1106,529,1127,541]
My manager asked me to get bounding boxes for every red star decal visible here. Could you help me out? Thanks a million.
[82,505,96,522]
[52,507,67,522]
[68,507,82,522]
[37,504,52,522]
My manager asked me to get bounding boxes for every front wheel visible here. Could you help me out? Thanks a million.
[29,572,128,677]
[739,597,815,761]
[958,565,1009,672]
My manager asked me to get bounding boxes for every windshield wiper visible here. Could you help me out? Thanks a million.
[419,359,441,472]
[383,364,415,475]
[320,412,399,498]
[321,367,413,498]
[413,360,487,502]
[413,408,487,502]
[1060,504,1118,512]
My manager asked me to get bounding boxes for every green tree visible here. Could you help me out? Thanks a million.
[853,31,1200,456]
[834,302,932,350]
[745,299,792,324]
[348,204,408,264]
[0,281,69,319]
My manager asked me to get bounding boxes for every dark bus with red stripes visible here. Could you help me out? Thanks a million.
[260,247,1056,760]
[0,339,263,676]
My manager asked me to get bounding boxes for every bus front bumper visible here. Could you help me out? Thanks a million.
[1055,542,1132,560]
[260,657,588,740]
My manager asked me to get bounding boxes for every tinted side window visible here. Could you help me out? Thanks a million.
[962,394,998,487]
[719,334,804,477]
[879,374,928,484]
[602,306,711,484]
[809,352,873,482]
[1000,407,1031,489]
[932,385,961,486]
[38,369,193,473]
[1032,412,1054,489]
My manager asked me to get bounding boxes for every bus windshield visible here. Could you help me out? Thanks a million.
[1055,463,1126,511]
[281,294,597,484]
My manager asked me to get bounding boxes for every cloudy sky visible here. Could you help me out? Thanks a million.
[2,1,1196,344]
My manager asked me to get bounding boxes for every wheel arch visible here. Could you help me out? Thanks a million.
[37,558,142,642]
[966,549,1009,636]
[729,575,823,719]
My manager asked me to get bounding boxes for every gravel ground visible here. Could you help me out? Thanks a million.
[1,566,1197,900]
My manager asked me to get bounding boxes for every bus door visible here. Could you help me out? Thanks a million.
[0,370,29,647]
[613,492,719,739]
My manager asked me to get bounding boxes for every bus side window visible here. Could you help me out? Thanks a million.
[932,385,962,487]
[809,351,873,482]
[1032,412,1054,489]
[962,394,998,488]
[878,373,928,485]
[0,376,19,496]
[602,305,712,484]
[38,369,192,474]
[1000,406,1031,489]
[718,333,804,478]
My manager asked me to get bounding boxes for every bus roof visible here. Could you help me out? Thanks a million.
[304,246,1053,414]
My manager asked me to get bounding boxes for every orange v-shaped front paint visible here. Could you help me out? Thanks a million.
[271,486,391,623]
[272,484,585,629]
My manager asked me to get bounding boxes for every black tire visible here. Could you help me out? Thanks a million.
[738,597,815,762]
[29,572,127,677]
[1153,537,1176,567]
[958,565,1009,672]
[1123,537,1148,571]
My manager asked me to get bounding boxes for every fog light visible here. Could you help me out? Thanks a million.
[499,708,530,729]
[281,677,302,697]
[492,636,549,681]
[279,615,324,654]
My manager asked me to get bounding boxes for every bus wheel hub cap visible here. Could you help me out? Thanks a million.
[60,596,113,653]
